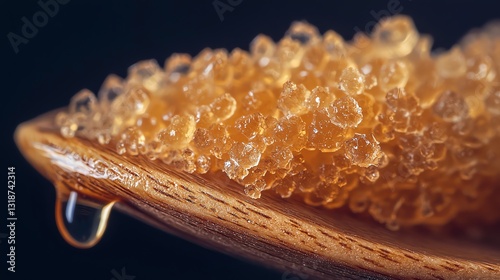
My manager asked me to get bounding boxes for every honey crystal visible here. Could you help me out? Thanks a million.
[56,16,500,229]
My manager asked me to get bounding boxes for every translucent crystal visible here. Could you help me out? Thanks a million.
[265,145,293,170]
[210,49,233,86]
[386,88,418,112]
[128,59,164,92]
[372,15,418,58]
[193,128,213,153]
[136,115,160,138]
[196,155,211,174]
[361,165,380,184]
[276,37,303,68]
[274,177,296,198]
[223,159,248,180]
[98,75,124,108]
[285,21,320,45]
[57,112,79,138]
[210,93,237,122]
[250,35,275,67]
[270,115,306,151]
[323,30,346,58]
[229,142,261,170]
[278,81,310,115]
[325,96,363,129]
[485,88,500,115]
[379,60,409,92]
[466,55,493,81]
[306,110,345,151]
[241,89,277,116]
[209,123,231,159]
[112,87,150,116]
[119,127,146,156]
[344,133,383,168]
[354,93,378,128]
[230,48,253,81]
[245,183,264,199]
[97,131,112,145]
[165,53,191,82]
[339,67,365,95]
[436,47,466,78]
[232,113,265,141]
[69,89,98,116]
[307,86,334,110]
[433,91,469,122]
[157,114,196,149]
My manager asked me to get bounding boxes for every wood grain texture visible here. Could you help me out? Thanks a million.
[15,110,500,280]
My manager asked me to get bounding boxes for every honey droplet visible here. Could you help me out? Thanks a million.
[55,185,115,249]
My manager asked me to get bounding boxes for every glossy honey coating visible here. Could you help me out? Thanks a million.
[56,16,500,229]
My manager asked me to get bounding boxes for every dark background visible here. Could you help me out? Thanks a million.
[2,1,499,279]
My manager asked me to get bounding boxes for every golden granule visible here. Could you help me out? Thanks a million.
[55,16,500,229]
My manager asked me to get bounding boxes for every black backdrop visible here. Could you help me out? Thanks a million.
[2,1,500,279]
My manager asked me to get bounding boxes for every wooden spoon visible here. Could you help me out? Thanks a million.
[15,110,500,279]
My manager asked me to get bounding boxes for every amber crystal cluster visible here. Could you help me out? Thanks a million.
[56,16,500,229]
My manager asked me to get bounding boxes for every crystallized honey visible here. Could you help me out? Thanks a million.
[55,16,500,229]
